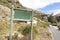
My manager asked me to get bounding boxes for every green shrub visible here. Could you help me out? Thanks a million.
[17,25,40,36]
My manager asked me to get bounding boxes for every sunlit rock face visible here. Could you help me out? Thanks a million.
[0,5,10,21]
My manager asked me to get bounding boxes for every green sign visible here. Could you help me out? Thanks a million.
[13,9,32,21]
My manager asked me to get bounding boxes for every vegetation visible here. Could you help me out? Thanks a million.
[48,14,57,26]
[0,0,25,9]
[0,21,10,35]
[0,0,52,40]
[17,25,40,36]
[34,17,49,28]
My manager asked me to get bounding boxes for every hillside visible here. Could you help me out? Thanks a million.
[0,0,52,40]
[0,0,25,9]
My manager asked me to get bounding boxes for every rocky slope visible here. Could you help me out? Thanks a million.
[0,0,52,40]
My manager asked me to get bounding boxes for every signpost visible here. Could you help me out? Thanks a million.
[13,9,34,40]
[13,9,32,21]
[9,8,34,40]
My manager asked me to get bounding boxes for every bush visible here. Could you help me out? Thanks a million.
[48,15,57,25]
[17,25,40,36]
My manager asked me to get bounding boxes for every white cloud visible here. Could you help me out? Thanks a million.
[53,10,60,15]
[18,0,60,9]
[48,10,60,15]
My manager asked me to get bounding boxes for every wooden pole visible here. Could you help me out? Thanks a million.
[30,10,34,40]
[9,3,14,40]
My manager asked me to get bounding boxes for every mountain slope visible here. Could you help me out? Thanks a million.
[0,0,25,9]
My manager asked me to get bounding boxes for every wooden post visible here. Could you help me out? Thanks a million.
[30,10,34,40]
[9,4,14,40]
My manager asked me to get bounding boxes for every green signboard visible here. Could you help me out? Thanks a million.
[13,9,32,21]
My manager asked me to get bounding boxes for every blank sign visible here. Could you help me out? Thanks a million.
[13,9,32,21]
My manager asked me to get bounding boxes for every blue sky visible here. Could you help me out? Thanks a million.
[18,0,60,15]
[39,2,60,14]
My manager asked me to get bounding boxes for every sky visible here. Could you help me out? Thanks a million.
[18,0,60,15]
[39,2,60,15]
